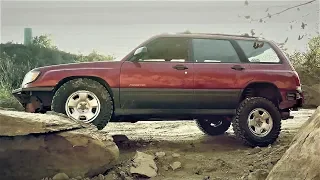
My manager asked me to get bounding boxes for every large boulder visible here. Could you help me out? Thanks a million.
[0,110,119,180]
[302,84,320,108]
[266,107,320,180]
[0,110,83,136]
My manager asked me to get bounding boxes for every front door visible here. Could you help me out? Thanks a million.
[119,37,194,110]
[191,38,252,109]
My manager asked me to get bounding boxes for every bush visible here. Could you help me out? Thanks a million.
[0,88,23,110]
[289,36,320,108]
[0,35,114,109]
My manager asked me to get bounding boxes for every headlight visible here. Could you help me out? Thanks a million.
[21,70,41,87]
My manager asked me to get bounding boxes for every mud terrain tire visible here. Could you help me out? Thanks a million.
[232,97,281,147]
[196,117,231,136]
[52,78,113,130]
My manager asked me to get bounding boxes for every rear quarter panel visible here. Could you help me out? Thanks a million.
[246,64,297,91]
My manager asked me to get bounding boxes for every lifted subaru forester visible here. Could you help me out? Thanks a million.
[13,33,303,147]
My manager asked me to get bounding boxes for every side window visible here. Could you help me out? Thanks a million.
[192,39,240,63]
[236,40,281,63]
[140,37,189,62]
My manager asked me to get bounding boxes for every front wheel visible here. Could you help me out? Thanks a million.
[196,117,231,136]
[52,78,114,130]
[232,97,281,147]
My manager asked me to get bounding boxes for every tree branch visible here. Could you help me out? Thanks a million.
[251,0,317,21]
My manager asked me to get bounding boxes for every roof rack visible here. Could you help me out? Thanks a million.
[178,32,261,39]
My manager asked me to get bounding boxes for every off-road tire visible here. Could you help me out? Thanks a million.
[51,78,113,130]
[232,97,281,147]
[196,117,231,136]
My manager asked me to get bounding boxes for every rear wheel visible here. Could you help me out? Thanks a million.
[52,78,113,130]
[196,116,231,136]
[232,97,281,147]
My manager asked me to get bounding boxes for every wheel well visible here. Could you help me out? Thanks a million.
[241,82,282,106]
[53,76,114,97]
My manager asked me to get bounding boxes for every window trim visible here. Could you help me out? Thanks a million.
[190,38,244,64]
[234,39,284,64]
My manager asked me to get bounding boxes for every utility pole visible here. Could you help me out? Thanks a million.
[24,28,32,45]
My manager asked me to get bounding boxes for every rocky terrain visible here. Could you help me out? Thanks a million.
[0,108,317,180]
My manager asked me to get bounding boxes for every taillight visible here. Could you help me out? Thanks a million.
[293,71,301,86]
[293,71,303,93]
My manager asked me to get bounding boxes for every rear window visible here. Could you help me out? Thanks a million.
[236,40,281,63]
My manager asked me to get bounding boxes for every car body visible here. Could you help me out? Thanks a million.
[13,33,304,146]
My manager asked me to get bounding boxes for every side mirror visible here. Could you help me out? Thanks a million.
[133,47,147,57]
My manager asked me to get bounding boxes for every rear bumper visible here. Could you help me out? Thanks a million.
[279,90,304,111]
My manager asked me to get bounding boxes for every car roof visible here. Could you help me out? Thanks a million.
[152,33,267,41]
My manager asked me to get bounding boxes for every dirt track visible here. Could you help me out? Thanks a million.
[102,109,315,180]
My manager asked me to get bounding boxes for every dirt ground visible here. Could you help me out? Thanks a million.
[102,109,315,180]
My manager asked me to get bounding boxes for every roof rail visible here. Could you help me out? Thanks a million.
[178,32,261,39]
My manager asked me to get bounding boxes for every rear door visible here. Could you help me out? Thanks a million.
[119,37,194,110]
[192,38,252,109]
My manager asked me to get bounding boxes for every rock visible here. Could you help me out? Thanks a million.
[0,110,84,136]
[215,158,231,169]
[104,172,117,180]
[170,161,182,170]
[53,173,69,180]
[240,174,248,180]
[155,151,166,158]
[247,169,269,180]
[194,167,203,175]
[42,178,53,180]
[267,107,320,180]
[98,174,104,180]
[91,174,105,180]
[0,110,119,180]
[251,147,261,154]
[172,153,181,158]
[117,171,133,180]
[130,151,158,178]
[163,165,169,171]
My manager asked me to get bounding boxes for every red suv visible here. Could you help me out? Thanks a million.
[13,33,303,146]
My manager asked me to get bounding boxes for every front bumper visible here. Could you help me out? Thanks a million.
[12,87,54,112]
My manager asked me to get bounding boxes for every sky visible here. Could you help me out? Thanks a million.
[1,0,319,57]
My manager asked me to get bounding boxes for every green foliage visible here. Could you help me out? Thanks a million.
[0,35,114,91]
[0,35,114,109]
[77,50,114,62]
[0,88,23,110]
[290,36,320,85]
[289,36,320,108]
[32,34,56,49]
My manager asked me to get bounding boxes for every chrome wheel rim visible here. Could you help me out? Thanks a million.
[65,90,101,123]
[247,108,273,137]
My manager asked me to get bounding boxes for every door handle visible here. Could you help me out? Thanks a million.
[231,65,245,71]
[173,64,188,70]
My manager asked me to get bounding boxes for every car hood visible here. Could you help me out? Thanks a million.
[33,60,122,72]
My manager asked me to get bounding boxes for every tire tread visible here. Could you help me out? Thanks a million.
[232,97,281,147]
